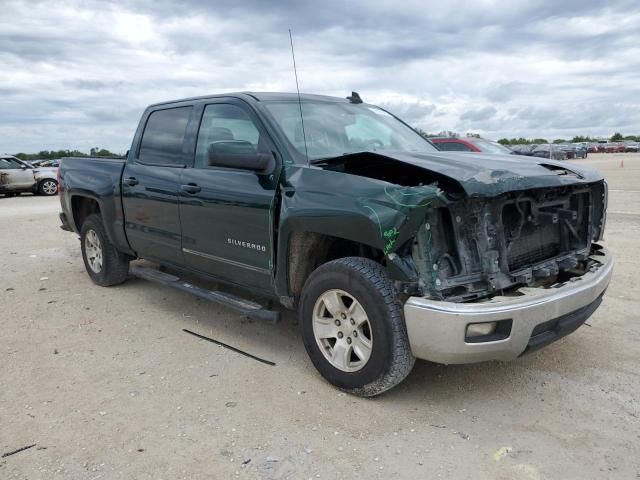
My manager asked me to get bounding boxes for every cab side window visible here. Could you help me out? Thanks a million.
[138,106,192,166]
[195,104,261,168]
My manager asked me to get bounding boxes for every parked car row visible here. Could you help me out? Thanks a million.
[433,138,590,161]
[0,154,59,197]
[509,143,588,160]
[587,141,638,153]
[28,159,61,168]
[452,139,640,159]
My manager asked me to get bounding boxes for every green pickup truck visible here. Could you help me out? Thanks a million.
[58,92,613,396]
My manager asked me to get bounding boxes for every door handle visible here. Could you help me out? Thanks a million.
[181,183,201,194]
[125,177,139,186]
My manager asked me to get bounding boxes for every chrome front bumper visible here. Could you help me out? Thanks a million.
[404,247,613,364]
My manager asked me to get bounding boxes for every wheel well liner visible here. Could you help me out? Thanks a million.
[71,196,101,231]
[287,231,383,297]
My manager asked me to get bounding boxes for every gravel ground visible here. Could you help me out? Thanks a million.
[1,153,639,479]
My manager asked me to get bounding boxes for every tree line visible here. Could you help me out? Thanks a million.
[414,128,638,146]
[13,147,123,161]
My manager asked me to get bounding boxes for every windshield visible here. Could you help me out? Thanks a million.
[263,101,437,161]
[470,138,513,154]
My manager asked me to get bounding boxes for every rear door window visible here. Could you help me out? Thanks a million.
[138,106,193,166]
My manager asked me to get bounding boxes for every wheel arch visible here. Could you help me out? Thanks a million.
[71,194,102,232]
[281,230,385,303]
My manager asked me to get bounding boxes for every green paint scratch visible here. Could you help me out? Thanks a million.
[363,205,383,237]
[383,227,400,254]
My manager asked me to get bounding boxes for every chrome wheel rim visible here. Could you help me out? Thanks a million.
[42,181,57,195]
[312,289,373,372]
[85,229,103,273]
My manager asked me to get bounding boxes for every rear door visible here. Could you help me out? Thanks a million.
[178,100,280,290]
[121,105,195,266]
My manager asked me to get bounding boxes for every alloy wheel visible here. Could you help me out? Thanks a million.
[312,289,373,372]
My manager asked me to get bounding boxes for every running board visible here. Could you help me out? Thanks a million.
[130,265,280,323]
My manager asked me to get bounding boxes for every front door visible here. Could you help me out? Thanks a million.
[0,158,35,191]
[121,105,194,266]
[179,101,279,290]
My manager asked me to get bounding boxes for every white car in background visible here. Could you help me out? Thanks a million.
[0,154,59,196]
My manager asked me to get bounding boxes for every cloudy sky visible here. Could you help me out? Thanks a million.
[1,0,640,153]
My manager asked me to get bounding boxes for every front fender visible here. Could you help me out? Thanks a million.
[33,170,57,182]
[274,166,445,298]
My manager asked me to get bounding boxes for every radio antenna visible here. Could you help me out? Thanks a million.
[288,29,309,166]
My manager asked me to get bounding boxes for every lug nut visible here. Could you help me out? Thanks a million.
[335,320,341,326]
[353,331,358,337]
[337,332,344,339]
[346,337,352,344]
[340,313,347,320]
[350,318,355,325]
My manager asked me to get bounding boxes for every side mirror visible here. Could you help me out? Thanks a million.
[207,141,275,174]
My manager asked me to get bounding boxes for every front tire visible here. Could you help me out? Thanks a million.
[299,257,415,397]
[80,214,129,286]
[38,179,58,196]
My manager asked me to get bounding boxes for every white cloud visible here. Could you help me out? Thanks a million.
[0,0,639,153]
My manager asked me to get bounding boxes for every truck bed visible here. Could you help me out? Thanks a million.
[58,156,130,253]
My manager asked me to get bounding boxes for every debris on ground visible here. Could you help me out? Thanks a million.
[494,446,513,461]
[2,444,37,458]
[256,456,296,480]
[182,328,275,366]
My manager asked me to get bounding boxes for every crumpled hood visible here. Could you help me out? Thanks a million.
[323,150,604,197]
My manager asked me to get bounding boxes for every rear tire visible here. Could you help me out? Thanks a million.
[299,257,415,397]
[80,214,129,286]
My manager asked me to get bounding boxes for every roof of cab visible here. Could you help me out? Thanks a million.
[147,91,351,109]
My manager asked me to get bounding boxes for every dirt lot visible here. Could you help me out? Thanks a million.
[1,153,639,479]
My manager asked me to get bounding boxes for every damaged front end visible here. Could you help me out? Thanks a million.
[311,150,608,304]
[412,182,607,302]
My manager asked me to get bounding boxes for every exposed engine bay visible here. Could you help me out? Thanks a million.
[412,182,607,302]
